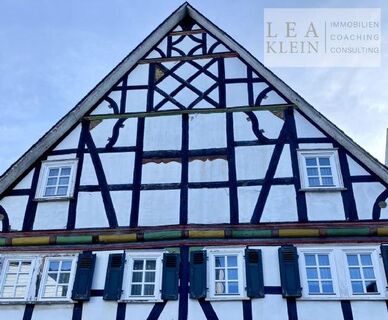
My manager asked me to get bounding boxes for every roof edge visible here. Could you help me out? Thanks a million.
[0,2,189,195]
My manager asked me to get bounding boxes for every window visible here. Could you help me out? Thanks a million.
[0,258,35,300]
[303,253,334,295]
[35,159,78,200]
[207,248,246,299]
[123,251,163,301]
[299,247,386,300]
[297,150,343,190]
[38,257,77,300]
[346,253,378,294]
[0,255,77,303]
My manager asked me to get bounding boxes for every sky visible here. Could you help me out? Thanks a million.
[0,0,387,175]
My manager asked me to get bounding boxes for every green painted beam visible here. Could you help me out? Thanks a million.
[56,235,93,244]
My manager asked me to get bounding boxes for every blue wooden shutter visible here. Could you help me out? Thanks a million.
[103,253,125,300]
[380,245,388,282]
[245,248,264,298]
[161,253,180,300]
[71,252,96,301]
[278,245,302,298]
[189,250,207,299]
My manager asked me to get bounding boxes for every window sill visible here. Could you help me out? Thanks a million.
[34,196,74,202]
[0,300,75,305]
[298,294,387,301]
[119,298,163,304]
[299,187,347,193]
[205,296,249,301]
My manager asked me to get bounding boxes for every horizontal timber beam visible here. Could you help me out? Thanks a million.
[85,103,296,121]
[0,223,388,248]
[138,52,239,64]
[169,29,206,36]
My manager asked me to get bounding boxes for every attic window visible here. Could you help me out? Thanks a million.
[35,159,78,200]
[297,150,343,190]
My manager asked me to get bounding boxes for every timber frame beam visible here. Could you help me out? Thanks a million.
[85,103,296,121]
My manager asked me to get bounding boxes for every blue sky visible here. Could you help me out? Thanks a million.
[0,0,387,174]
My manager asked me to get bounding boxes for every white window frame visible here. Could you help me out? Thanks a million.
[298,246,387,300]
[35,159,78,201]
[206,247,247,301]
[341,248,384,298]
[0,256,38,302]
[299,248,339,299]
[122,251,164,302]
[37,256,77,302]
[297,149,344,191]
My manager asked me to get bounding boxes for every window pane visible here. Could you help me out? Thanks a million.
[215,256,225,267]
[4,274,17,285]
[215,269,225,280]
[59,273,70,284]
[145,260,156,270]
[308,281,320,294]
[317,255,329,266]
[308,177,320,187]
[58,177,69,185]
[144,284,155,296]
[228,282,239,294]
[321,177,334,186]
[56,285,68,297]
[43,285,56,297]
[47,273,58,285]
[145,272,155,283]
[1,286,14,297]
[8,261,19,273]
[131,284,142,296]
[318,157,330,166]
[49,261,60,272]
[132,272,142,283]
[133,260,144,270]
[305,254,316,266]
[15,286,26,297]
[360,254,372,266]
[17,274,30,285]
[320,167,332,176]
[365,281,377,293]
[322,281,334,293]
[61,261,72,271]
[305,158,317,166]
[307,168,319,176]
[60,167,71,176]
[227,269,238,280]
[351,281,364,294]
[363,267,375,279]
[215,282,225,294]
[347,255,358,266]
[306,268,318,279]
[44,187,56,196]
[57,186,68,196]
[227,256,237,267]
[47,178,57,186]
[48,168,59,177]
[20,262,31,273]
[349,268,361,279]
[319,268,331,279]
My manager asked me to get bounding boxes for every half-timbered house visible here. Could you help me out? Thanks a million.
[0,3,388,320]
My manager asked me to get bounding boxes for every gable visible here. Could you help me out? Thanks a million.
[0,3,387,233]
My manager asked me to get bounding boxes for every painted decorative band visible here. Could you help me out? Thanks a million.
[0,226,384,247]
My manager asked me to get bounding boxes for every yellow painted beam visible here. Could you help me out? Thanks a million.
[98,233,137,243]
[12,236,50,246]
